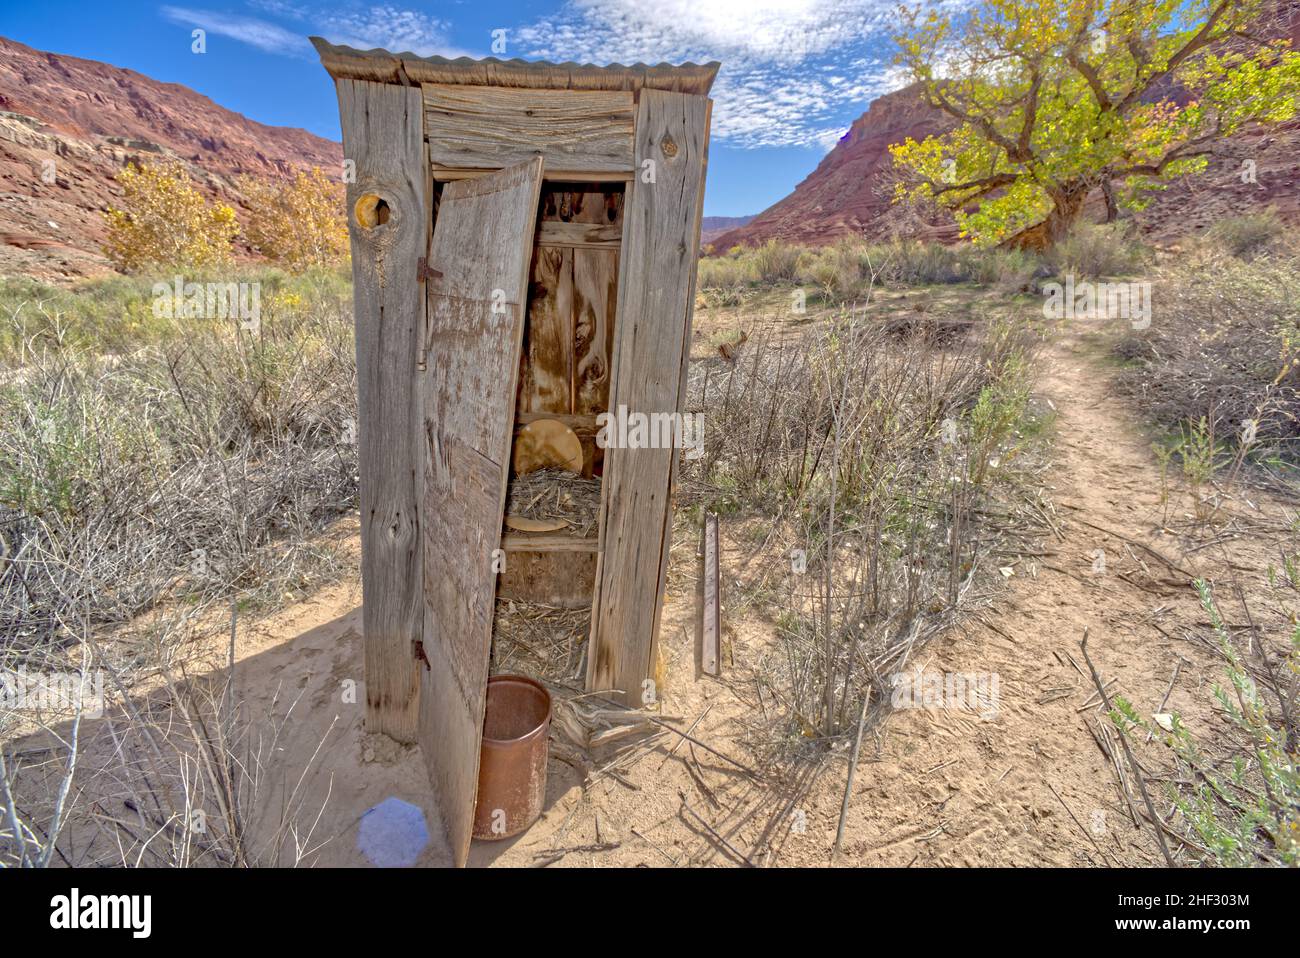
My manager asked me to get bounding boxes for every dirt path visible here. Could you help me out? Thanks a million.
[810,328,1267,867]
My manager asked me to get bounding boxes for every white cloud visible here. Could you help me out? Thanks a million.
[161,6,312,56]
[160,0,959,149]
[816,126,851,152]
[516,0,895,67]
[512,0,921,148]
[315,5,472,58]
[162,3,472,60]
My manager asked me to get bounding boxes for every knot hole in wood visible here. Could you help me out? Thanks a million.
[660,135,678,158]
[354,192,394,230]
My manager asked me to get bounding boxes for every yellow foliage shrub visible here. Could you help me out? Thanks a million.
[239,167,348,272]
[103,160,238,272]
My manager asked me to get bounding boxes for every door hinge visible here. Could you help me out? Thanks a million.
[413,639,431,670]
[416,256,443,283]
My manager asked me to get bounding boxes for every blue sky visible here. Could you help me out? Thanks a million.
[0,0,934,216]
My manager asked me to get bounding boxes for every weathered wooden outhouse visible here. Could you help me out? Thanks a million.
[313,38,717,864]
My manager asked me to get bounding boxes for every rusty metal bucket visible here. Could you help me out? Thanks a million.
[472,674,551,841]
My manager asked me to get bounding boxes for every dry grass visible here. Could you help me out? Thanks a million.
[1047,222,1151,278]
[699,237,1048,307]
[505,468,601,538]
[491,600,590,684]
[1,604,338,867]
[0,269,357,661]
[681,293,1045,742]
[1112,248,1300,465]
[0,268,355,867]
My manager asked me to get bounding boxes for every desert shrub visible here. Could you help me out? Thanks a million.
[794,239,882,301]
[698,238,1045,302]
[0,268,350,361]
[869,240,1041,288]
[807,241,1043,297]
[1204,211,1287,260]
[750,240,802,284]
[0,269,357,653]
[961,246,1042,288]
[1113,253,1300,453]
[696,250,754,289]
[683,310,1035,514]
[1048,222,1149,278]
[1,274,205,360]
[239,167,349,272]
[681,308,1040,737]
[103,160,239,272]
[695,285,749,309]
[874,240,967,285]
[1113,579,1299,866]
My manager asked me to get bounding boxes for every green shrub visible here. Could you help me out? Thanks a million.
[962,247,1040,288]
[1048,222,1149,278]
[0,268,358,644]
[1113,580,1299,866]
[1205,211,1287,260]
[696,237,1045,301]
[877,240,967,285]
[750,240,802,284]
[696,250,755,289]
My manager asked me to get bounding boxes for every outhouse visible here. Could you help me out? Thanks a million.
[313,38,717,864]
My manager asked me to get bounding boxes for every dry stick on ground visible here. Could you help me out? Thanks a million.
[531,841,621,867]
[1059,506,1197,580]
[657,704,712,771]
[832,685,873,859]
[1078,628,1176,867]
[1146,660,1184,744]
[1046,780,1111,865]
[1087,718,1141,828]
[578,692,758,778]
[631,827,680,866]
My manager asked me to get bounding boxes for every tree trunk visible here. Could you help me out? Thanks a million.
[1100,177,1119,223]
[1002,182,1089,251]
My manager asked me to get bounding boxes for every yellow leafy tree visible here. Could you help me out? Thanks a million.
[239,167,348,272]
[890,0,1300,249]
[103,160,239,271]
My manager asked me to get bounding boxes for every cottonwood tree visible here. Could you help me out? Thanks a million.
[890,0,1300,248]
[238,167,348,273]
[103,160,238,271]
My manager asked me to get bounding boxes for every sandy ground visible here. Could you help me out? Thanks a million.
[464,322,1287,868]
[10,309,1293,867]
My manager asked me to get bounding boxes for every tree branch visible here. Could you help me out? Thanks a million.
[1115,0,1237,113]
[930,171,1020,200]
[1016,68,1043,157]
[1068,52,1112,110]
[928,85,1023,159]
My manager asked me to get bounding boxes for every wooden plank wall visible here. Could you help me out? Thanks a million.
[425,85,635,176]
[335,78,429,742]
[517,186,622,477]
[418,158,545,867]
[587,90,712,705]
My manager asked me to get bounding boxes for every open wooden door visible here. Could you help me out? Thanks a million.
[417,156,545,866]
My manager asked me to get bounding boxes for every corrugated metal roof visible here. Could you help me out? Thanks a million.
[311,38,719,96]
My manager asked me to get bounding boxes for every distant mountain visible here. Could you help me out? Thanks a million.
[0,35,341,282]
[700,214,755,245]
[714,1,1300,251]
[710,84,953,251]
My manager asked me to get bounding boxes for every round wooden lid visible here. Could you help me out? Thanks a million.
[512,419,584,475]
